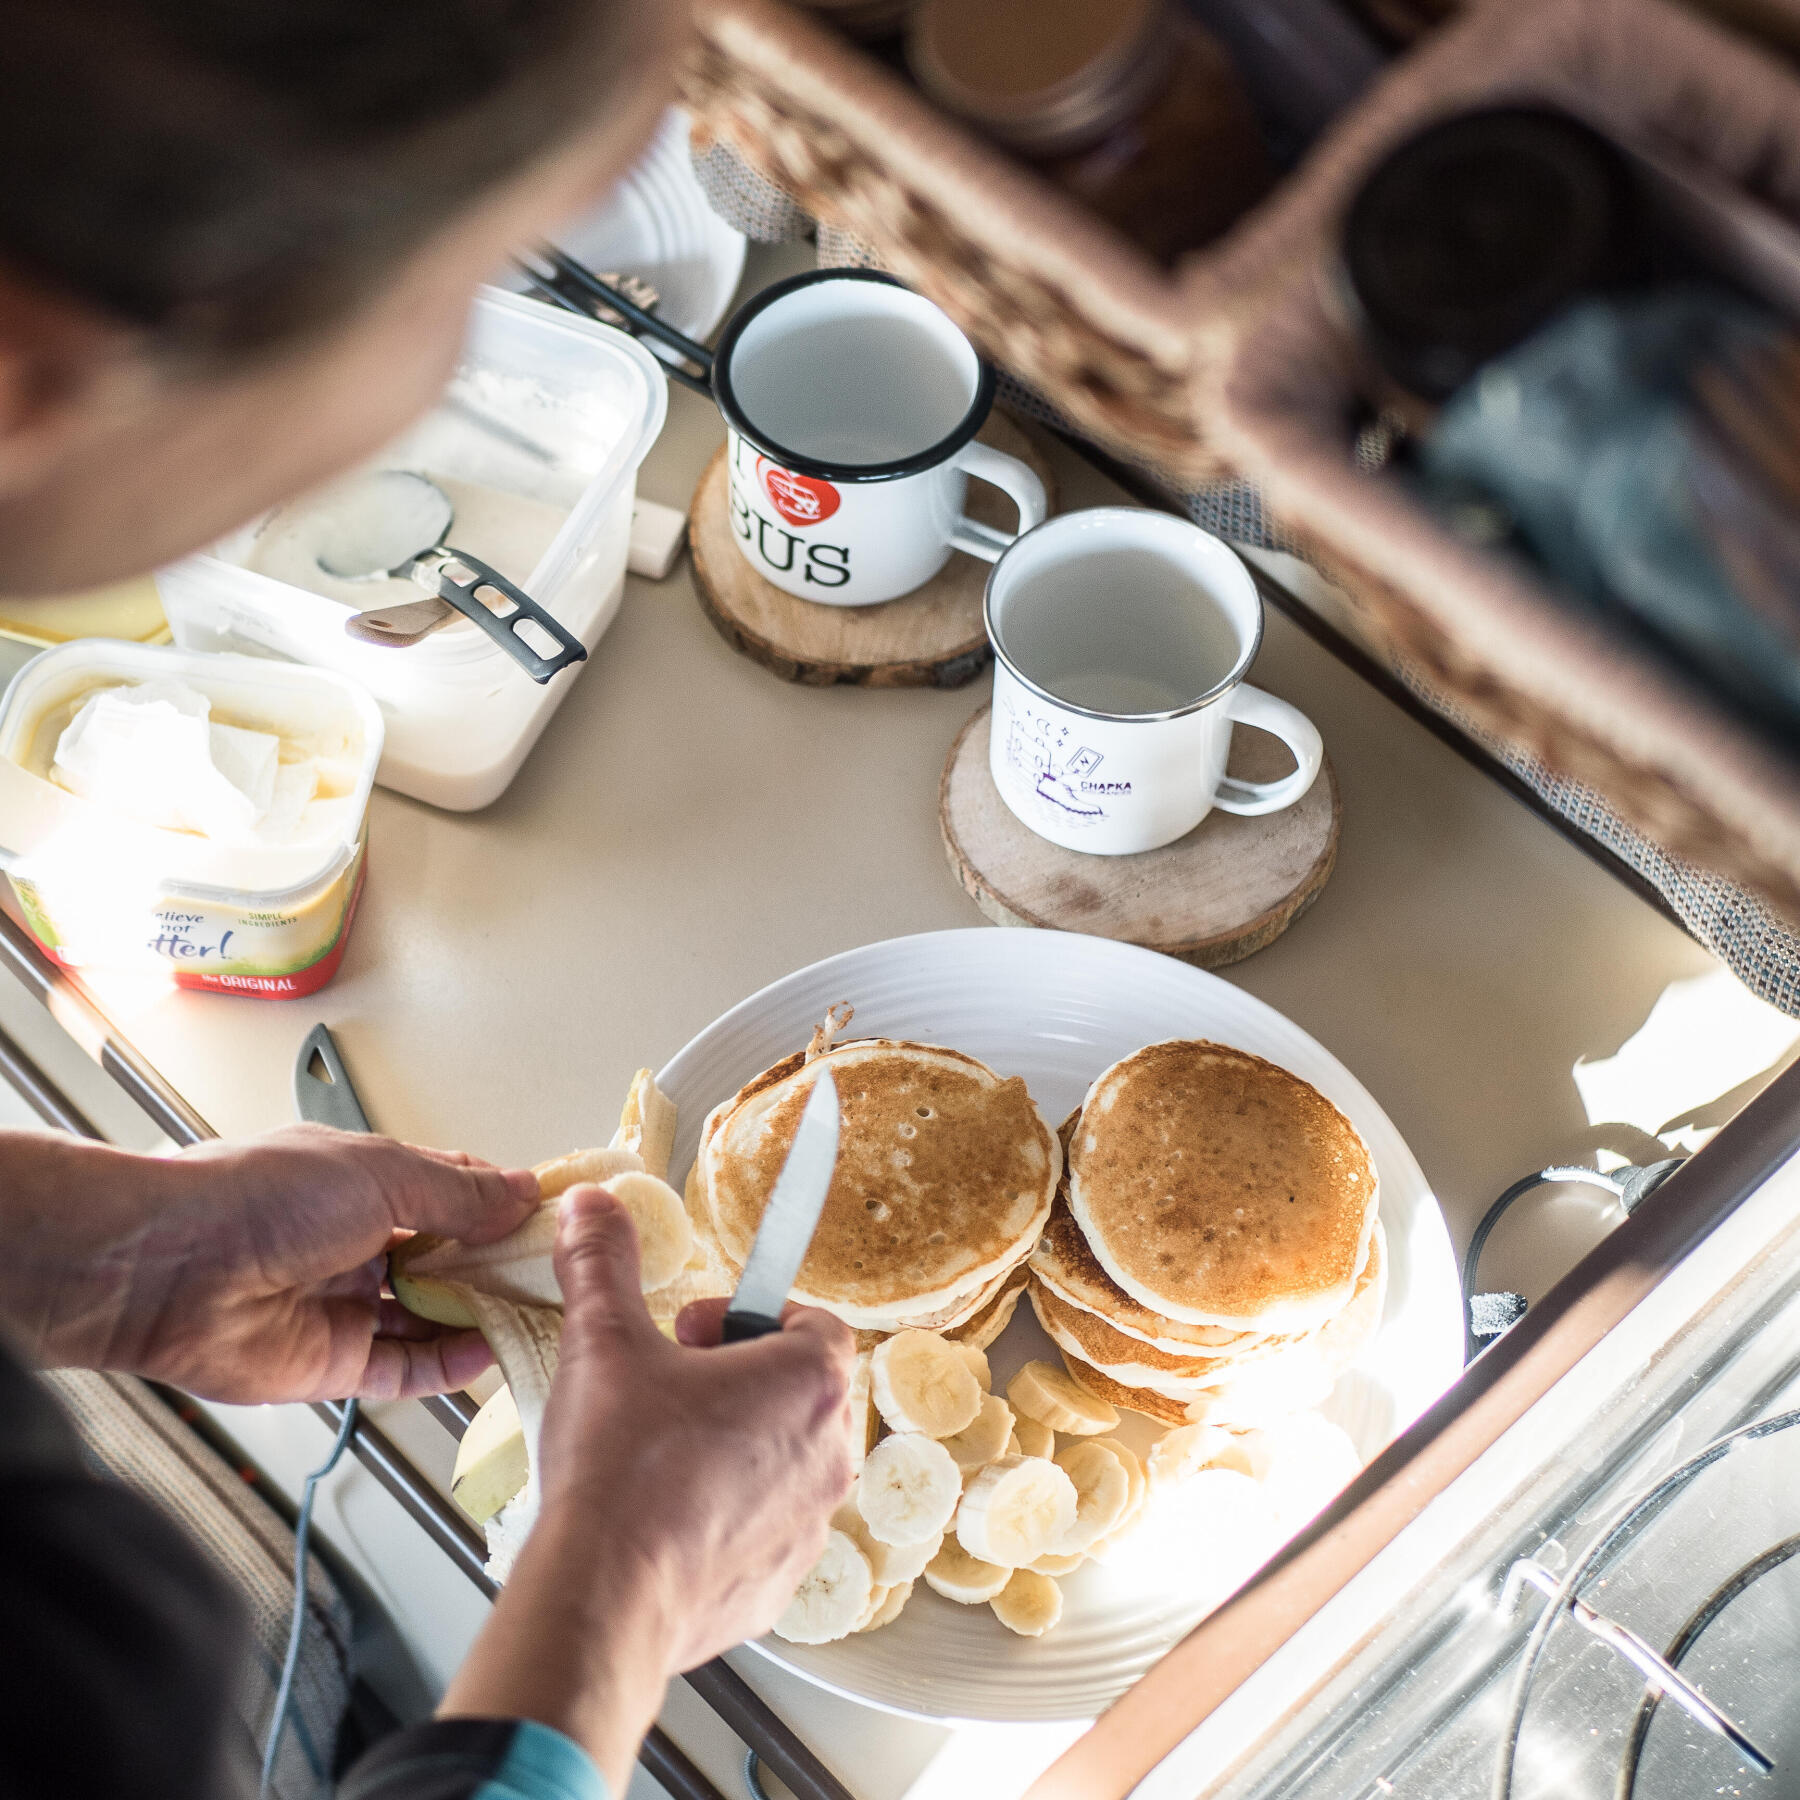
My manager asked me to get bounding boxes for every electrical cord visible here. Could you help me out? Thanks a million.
[260,1398,360,1800]
[1460,1159,1686,1363]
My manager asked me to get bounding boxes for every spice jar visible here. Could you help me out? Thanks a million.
[907,0,1273,264]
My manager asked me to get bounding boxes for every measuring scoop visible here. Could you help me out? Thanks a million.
[327,471,586,684]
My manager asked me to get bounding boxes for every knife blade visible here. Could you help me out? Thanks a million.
[722,1066,839,1343]
[293,1021,374,1134]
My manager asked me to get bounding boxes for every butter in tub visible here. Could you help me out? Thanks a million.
[0,642,383,997]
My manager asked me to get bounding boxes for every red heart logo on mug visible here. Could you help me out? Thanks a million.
[758,459,841,528]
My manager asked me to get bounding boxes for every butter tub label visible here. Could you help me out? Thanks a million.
[10,841,367,999]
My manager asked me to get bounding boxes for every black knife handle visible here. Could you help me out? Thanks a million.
[721,1311,783,1343]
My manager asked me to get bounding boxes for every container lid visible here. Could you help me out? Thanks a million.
[1343,106,1647,400]
[0,641,382,905]
[908,0,1171,157]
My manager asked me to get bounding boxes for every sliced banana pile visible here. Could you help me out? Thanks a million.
[776,1338,1134,1644]
[776,1336,1367,1645]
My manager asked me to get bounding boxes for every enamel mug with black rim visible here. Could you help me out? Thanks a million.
[713,269,1047,606]
[985,509,1324,856]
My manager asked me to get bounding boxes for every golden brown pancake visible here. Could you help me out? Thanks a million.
[947,1266,1029,1349]
[1030,1200,1275,1356]
[1031,1225,1385,1393]
[700,1039,1058,1329]
[1061,1354,1190,1428]
[1069,1040,1377,1331]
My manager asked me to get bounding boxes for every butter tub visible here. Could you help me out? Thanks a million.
[0,641,382,997]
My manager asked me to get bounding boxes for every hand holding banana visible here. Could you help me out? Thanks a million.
[437,1182,857,1784]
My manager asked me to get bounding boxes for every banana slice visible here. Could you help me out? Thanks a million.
[956,1455,1078,1568]
[858,1433,961,1546]
[858,1578,914,1633]
[1052,1439,1131,1552]
[871,1331,982,1438]
[953,1342,991,1392]
[600,1171,694,1291]
[833,1493,941,1585]
[940,1392,1015,1474]
[1028,1549,1087,1577]
[1003,1432,1022,1459]
[1013,1416,1056,1460]
[773,1529,874,1644]
[451,1383,528,1524]
[923,1538,1011,1604]
[534,1146,646,1198]
[855,1583,892,1633]
[1092,1436,1147,1519]
[611,1068,678,1179]
[846,1351,880,1458]
[1007,1360,1118,1436]
[992,1569,1063,1637]
[1148,1423,1236,1491]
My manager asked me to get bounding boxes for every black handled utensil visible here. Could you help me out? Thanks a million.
[721,1067,839,1342]
[327,470,587,684]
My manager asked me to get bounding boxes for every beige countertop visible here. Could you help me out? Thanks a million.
[6,249,1795,1799]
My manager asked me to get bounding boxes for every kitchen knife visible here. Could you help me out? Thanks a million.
[721,1067,839,1343]
[293,1021,374,1134]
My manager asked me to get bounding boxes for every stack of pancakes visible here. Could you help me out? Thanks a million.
[1028,1040,1385,1429]
[697,1037,1059,1345]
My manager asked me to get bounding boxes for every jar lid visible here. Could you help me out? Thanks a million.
[1343,106,1646,401]
[908,0,1170,157]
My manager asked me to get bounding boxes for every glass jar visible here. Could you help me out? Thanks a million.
[907,0,1274,264]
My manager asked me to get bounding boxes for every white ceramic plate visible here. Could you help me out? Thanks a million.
[510,109,746,347]
[656,929,1463,1723]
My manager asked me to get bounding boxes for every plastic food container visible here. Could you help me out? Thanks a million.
[157,288,669,811]
[0,641,382,997]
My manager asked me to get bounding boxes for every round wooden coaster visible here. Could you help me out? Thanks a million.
[939,706,1341,968]
[688,412,1057,688]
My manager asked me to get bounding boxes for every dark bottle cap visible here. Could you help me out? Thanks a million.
[1343,106,1646,400]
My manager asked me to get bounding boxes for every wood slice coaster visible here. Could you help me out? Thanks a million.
[940,706,1341,968]
[688,412,1057,688]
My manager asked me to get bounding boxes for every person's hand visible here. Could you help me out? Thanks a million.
[0,1123,539,1402]
[441,1184,856,1789]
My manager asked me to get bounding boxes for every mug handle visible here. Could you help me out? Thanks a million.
[1213,685,1324,816]
[947,442,1049,562]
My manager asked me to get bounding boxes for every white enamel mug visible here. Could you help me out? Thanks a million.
[713,270,1047,606]
[985,509,1323,856]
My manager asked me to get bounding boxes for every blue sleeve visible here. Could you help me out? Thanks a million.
[340,1718,608,1800]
